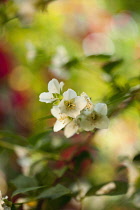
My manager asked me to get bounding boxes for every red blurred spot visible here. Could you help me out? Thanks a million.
[11,90,29,108]
[61,145,78,161]
[0,44,13,78]
[0,0,8,3]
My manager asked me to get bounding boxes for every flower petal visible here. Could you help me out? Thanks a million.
[60,81,64,91]
[48,78,60,94]
[58,100,79,118]
[94,103,107,115]
[39,92,55,103]
[78,115,95,131]
[63,89,77,100]
[95,116,109,129]
[64,121,79,138]
[51,106,61,119]
[53,120,66,132]
[75,96,87,111]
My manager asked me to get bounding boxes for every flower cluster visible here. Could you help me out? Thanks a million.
[0,191,11,210]
[39,79,109,138]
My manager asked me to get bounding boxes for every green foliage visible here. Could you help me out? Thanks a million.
[86,181,128,196]
[37,184,72,199]
[133,154,140,165]
[0,130,27,147]
[11,175,38,189]
[102,59,123,74]
[0,0,139,209]
[12,186,44,197]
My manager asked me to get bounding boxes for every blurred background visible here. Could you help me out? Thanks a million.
[0,0,140,209]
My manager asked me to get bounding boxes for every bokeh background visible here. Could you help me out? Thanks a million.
[0,0,140,209]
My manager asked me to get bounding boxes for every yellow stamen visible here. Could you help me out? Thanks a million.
[64,99,76,110]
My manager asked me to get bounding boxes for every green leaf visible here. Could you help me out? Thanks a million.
[36,115,54,122]
[102,59,123,74]
[11,175,38,189]
[64,58,79,68]
[54,167,68,178]
[37,184,72,200]
[28,130,52,145]
[35,167,57,187]
[87,54,111,60]
[133,153,140,165]
[12,186,45,197]
[11,204,16,210]
[86,181,128,197]
[0,130,27,146]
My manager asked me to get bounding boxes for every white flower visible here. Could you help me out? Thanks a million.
[0,191,4,210]
[78,103,109,131]
[39,79,64,103]
[51,106,79,138]
[58,89,87,118]
[81,92,93,110]
[64,120,79,138]
[0,191,11,210]
[51,106,71,132]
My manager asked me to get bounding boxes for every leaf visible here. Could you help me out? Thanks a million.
[0,130,27,146]
[86,181,128,197]
[28,130,52,145]
[37,184,72,200]
[102,59,123,74]
[11,175,38,189]
[36,115,54,122]
[12,186,45,197]
[11,204,16,210]
[54,166,68,178]
[64,58,79,68]
[133,153,140,164]
[87,54,111,60]
[35,167,57,186]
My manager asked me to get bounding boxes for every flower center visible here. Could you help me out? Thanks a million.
[59,114,67,122]
[86,98,92,109]
[64,99,76,110]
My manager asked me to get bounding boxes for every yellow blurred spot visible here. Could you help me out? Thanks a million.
[8,66,31,91]
[26,201,37,207]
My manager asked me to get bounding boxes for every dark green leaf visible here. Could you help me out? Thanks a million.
[0,130,27,146]
[37,184,72,199]
[11,204,16,210]
[11,175,38,189]
[28,130,52,145]
[12,186,45,197]
[64,58,79,68]
[102,59,123,73]
[86,181,128,196]
[133,154,140,164]
[87,54,111,60]
[35,167,57,186]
